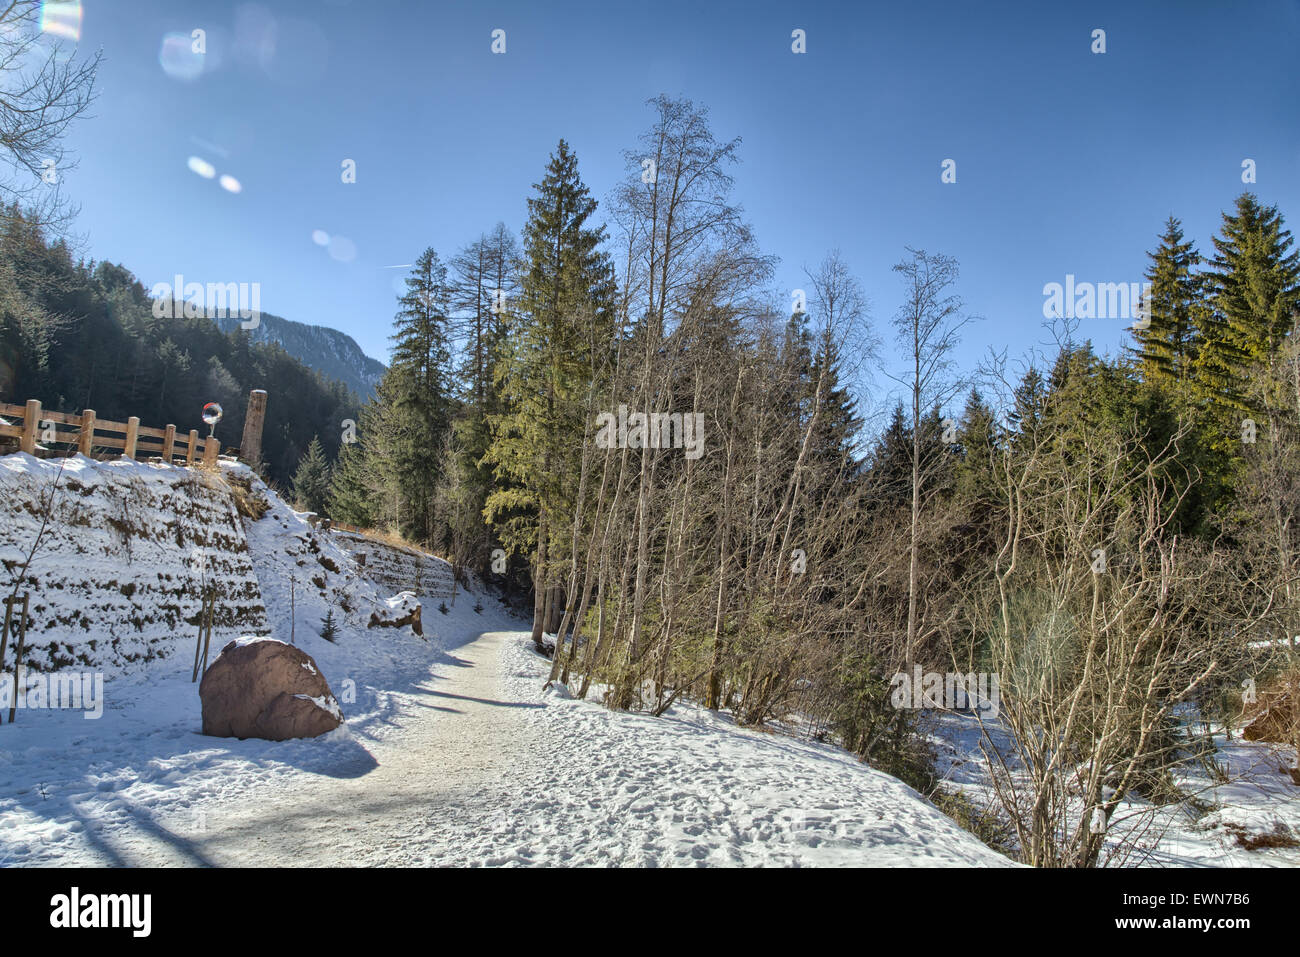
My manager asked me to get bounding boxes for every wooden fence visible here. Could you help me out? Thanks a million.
[0,399,219,466]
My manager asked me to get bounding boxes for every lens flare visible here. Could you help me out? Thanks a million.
[311,230,330,246]
[160,32,204,80]
[187,156,216,179]
[40,1,81,41]
[218,174,242,194]
[327,236,357,262]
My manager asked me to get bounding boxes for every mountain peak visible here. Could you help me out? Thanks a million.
[214,312,386,399]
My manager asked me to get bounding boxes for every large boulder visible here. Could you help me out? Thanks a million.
[199,637,344,741]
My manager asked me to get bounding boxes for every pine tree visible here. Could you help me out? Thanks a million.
[370,248,455,544]
[1202,193,1300,426]
[327,437,373,528]
[292,435,331,515]
[1007,365,1047,438]
[447,224,519,573]
[1131,217,1204,395]
[484,140,616,644]
[864,403,912,510]
[807,326,863,486]
[320,608,338,642]
[953,387,998,507]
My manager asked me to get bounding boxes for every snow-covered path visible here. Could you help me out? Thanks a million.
[1,612,1012,867]
[159,629,541,866]
[0,453,1013,866]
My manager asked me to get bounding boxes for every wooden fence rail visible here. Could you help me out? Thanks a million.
[0,399,219,466]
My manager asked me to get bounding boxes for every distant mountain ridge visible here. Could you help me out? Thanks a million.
[214,312,386,399]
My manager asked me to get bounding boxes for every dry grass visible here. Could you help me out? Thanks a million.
[222,471,271,520]
[1227,822,1300,850]
[333,523,448,562]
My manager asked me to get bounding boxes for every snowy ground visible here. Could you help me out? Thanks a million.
[0,586,1013,866]
[932,711,1300,868]
[2,456,1005,867]
[8,455,1288,867]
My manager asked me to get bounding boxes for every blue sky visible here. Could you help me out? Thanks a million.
[55,0,1300,405]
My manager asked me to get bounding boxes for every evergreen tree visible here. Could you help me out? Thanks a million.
[1202,192,1300,426]
[952,387,998,508]
[1131,216,1204,395]
[484,140,616,639]
[370,248,455,544]
[292,435,331,515]
[1007,365,1047,438]
[863,403,913,510]
[447,224,519,572]
[327,437,374,528]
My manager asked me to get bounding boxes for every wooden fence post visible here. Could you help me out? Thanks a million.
[203,434,219,468]
[239,389,267,466]
[20,399,39,454]
[186,429,199,466]
[124,416,140,460]
[79,409,96,455]
[162,424,176,463]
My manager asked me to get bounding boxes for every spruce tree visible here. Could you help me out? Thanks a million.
[484,141,616,642]
[863,403,913,510]
[327,437,374,528]
[1131,216,1204,395]
[292,435,331,515]
[1202,193,1300,426]
[1007,365,1047,438]
[372,247,455,544]
[808,329,863,479]
[953,388,998,507]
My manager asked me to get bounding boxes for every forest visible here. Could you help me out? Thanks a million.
[4,84,1297,867]
[0,204,360,481]
[291,95,1300,865]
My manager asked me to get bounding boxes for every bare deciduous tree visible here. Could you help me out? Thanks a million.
[0,0,100,232]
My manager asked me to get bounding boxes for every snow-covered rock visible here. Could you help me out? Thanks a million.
[199,637,343,741]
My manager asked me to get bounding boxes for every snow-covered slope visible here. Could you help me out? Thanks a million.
[235,467,422,642]
[0,453,268,671]
[0,452,1009,867]
[332,529,456,601]
[0,453,426,672]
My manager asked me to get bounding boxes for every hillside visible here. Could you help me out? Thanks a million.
[0,213,363,486]
[0,453,421,672]
[214,312,386,400]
